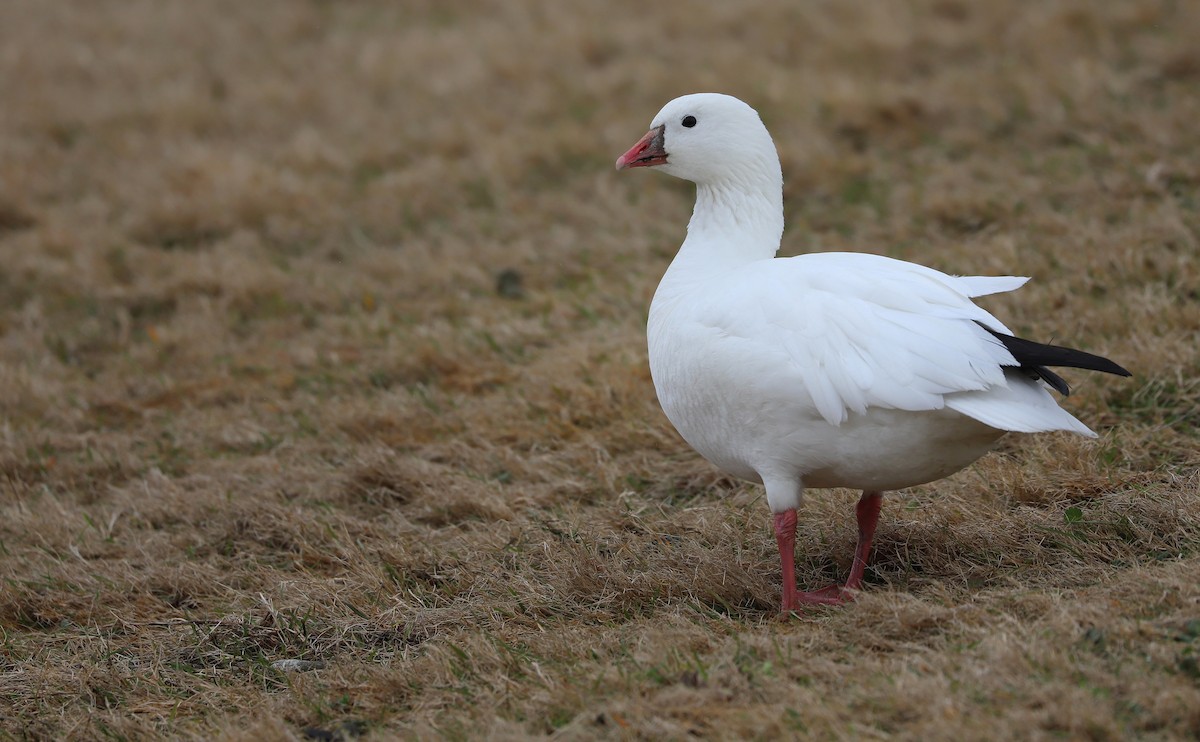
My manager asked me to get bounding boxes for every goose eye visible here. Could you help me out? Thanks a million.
[682,115,697,128]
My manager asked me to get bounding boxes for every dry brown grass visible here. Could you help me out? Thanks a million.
[2,0,1199,739]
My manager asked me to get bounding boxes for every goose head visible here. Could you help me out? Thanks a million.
[615,93,780,189]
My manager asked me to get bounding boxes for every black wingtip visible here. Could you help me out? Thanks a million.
[979,324,1131,395]
[1109,363,1134,378]
[1032,366,1071,396]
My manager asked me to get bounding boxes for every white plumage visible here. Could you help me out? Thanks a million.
[616,93,1128,611]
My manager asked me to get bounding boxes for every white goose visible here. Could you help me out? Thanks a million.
[615,93,1129,612]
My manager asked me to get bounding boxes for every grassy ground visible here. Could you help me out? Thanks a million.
[2,0,1199,739]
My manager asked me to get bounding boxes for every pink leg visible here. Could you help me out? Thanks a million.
[773,510,799,613]
[790,490,884,608]
[846,490,883,590]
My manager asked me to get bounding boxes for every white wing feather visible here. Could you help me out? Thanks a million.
[946,369,1097,437]
[699,252,1090,434]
